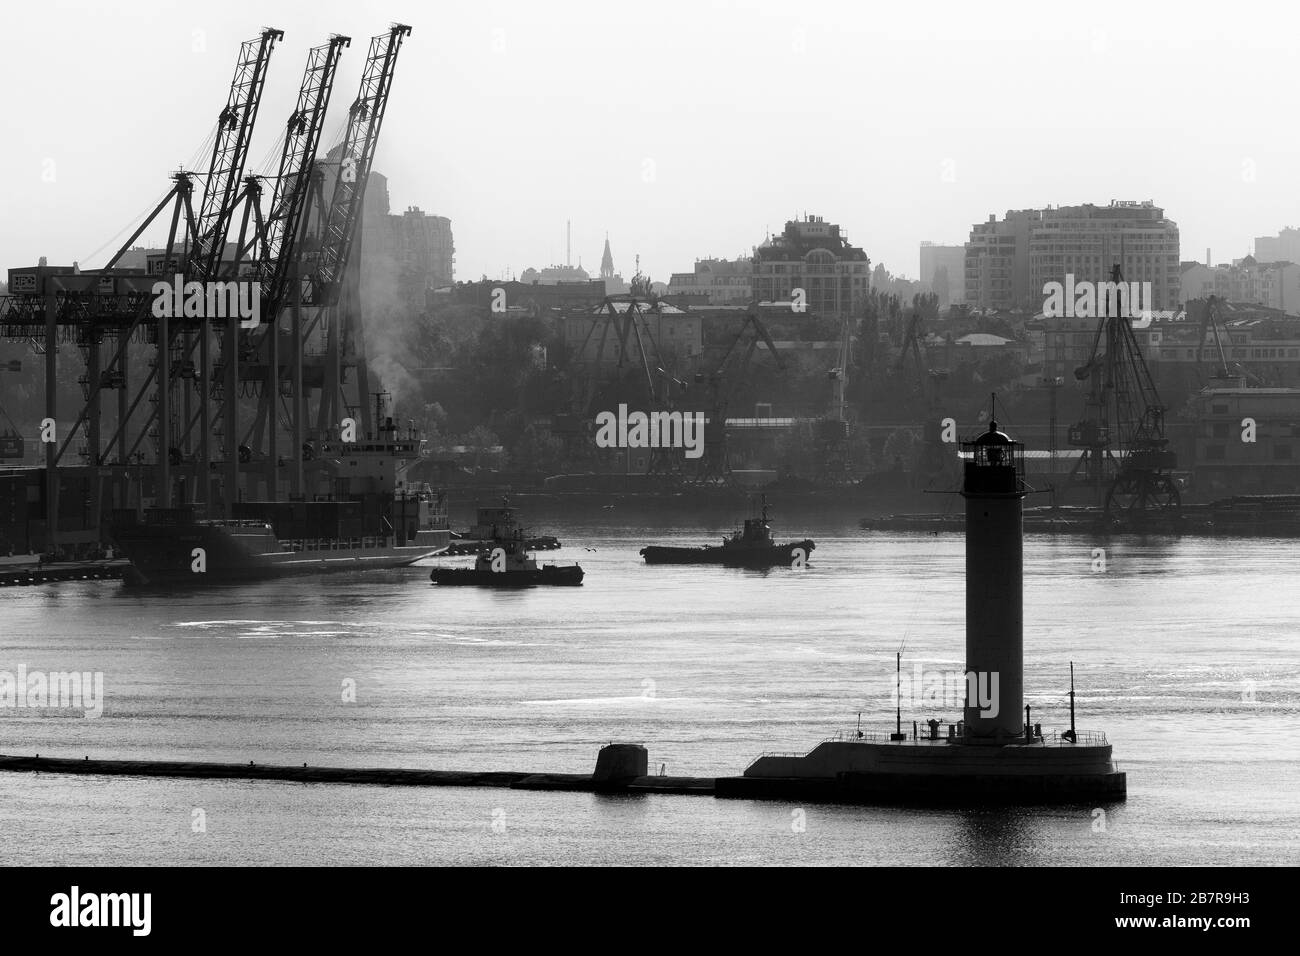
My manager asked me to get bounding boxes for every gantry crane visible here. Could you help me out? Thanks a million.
[0,25,416,556]
[1067,265,1179,517]
[9,26,285,531]
[1191,294,1261,386]
[1196,295,1232,382]
[572,292,664,415]
[210,24,409,504]
[302,24,412,443]
[222,34,351,502]
[694,303,784,481]
[893,310,954,486]
[814,313,854,479]
[565,287,689,474]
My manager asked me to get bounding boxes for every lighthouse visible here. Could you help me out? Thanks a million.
[728,404,1126,804]
[961,418,1025,742]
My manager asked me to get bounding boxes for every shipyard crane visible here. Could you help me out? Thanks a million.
[566,289,689,475]
[1193,295,1271,392]
[299,24,413,439]
[20,27,285,518]
[893,310,954,486]
[1066,265,1179,518]
[0,28,452,553]
[574,292,665,413]
[1197,295,1232,381]
[219,34,352,501]
[814,313,854,479]
[162,26,283,512]
[893,310,950,402]
[257,35,351,313]
[1191,294,1262,386]
[694,303,785,481]
[190,29,286,280]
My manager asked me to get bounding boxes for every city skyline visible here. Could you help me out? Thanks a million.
[1,0,1299,888]
[4,1,1300,289]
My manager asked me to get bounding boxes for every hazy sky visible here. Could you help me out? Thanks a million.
[4,0,1300,285]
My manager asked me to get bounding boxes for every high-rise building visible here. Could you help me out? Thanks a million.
[751,215,870,319]
[919,241,965,309]
[966,201,1181,312]
[1031,201,1180,311]
[331,161,454,316]
[964,209,1040,311]
[392,205,454,291]
[1255,227,1300,264]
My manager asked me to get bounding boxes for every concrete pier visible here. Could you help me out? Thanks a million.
[0,745,1123,806]
[0,752,715,796]
[715,770,1127,805]
[722,736,1126,805]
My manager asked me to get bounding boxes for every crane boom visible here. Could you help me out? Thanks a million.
[306,23,412,307]
[1201,294,1231,379]
[191,27,284,280]
[259,34,350,316]
[1067,264,1179,517]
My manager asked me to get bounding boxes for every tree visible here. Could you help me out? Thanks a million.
[464,425,500,471]
[931,265,950,310]
[912,292,941,323]
[882,427,918,469]
[510,426,565,476]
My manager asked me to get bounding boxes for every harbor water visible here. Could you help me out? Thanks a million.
[1,516,1297,865]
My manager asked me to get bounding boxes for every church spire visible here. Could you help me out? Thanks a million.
[600,233,615,280]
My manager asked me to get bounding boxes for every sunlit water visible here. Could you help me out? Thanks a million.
[1,511,1297,865]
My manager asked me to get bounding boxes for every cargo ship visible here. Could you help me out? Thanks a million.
[112,417,449,586]
[430,502,582,586]
[640,498,814,568]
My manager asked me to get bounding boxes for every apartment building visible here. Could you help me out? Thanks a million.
[667,257,753,305]
[966,201,1180,313]
[751,215,871,319]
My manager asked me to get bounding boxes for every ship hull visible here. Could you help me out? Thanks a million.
[429,565,584,587]
[114,522,449,587]
[640,540,814,568]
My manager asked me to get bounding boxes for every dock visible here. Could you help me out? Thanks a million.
[0,559,130,587]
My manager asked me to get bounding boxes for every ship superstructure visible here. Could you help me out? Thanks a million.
[114,411,448,585]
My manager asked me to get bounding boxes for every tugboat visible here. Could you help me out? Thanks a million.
[429,503,583,586]
[639,498,814,568]
[442,501,562,556]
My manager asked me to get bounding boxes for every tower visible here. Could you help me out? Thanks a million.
[960,417,1026,741]
[732,398,1125,804]
[599,235,615,281]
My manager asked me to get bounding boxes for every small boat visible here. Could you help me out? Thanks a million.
[640,499,814,568]
[430,503,582,587]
